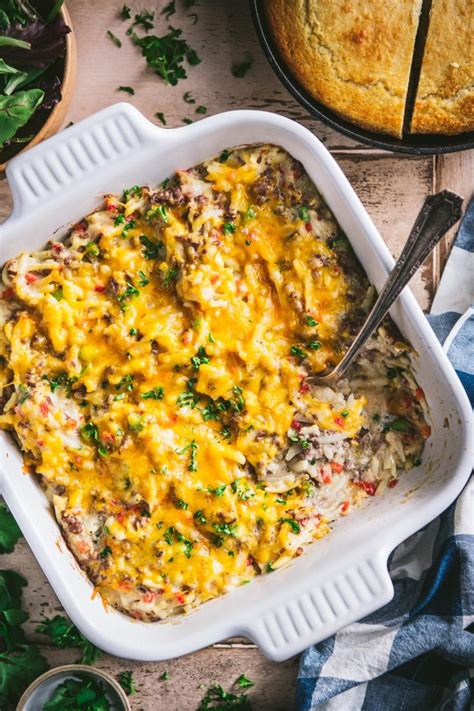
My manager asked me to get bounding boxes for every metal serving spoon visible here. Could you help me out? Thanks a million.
[311,190,464,386]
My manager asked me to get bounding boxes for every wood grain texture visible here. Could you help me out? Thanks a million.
[434,151,474,289]
[0,0,471,708]
[65,0,356,148]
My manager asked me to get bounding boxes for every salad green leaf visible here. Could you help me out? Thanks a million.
[0,87,43,145]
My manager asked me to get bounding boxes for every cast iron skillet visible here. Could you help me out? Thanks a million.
[250,0,474,155]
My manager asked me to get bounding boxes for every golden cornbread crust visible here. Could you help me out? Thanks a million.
[411,0,474,135]
[266,0,423,138]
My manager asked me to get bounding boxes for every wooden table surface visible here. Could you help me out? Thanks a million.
[1,2,472,709]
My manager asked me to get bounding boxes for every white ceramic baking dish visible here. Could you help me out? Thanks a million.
[0,104,472,662]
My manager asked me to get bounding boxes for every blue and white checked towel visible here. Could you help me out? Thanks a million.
[297,200,474,711]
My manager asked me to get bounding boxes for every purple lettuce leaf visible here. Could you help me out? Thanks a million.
[0,14,70,68]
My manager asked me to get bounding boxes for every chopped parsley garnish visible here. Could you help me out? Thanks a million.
[141,386,165,400]
[231,58,253,78]
[99,545,112,558]
[0,502,22,553]
[188,439,198,471]
[196,105,207,114]
[133,28,201,86]
[176,498,188,510]
[308,341,321,350]
[120,4,131,20]
[231,479,254,501]
[341,410,349,417]
[245,206,256,221]
[219,149,231,162]
[114,214,126,227]
[182,117,193,124]
[80,422,108,457]
[43,371,77,395]
[209,484,226,497]
[199,401,221,421]
[128,413,144,432]
[372,413,381,422]
[384,417,410,433]
[306,316,318,327]
[118,670,137,696]
[160,670,170,680]
[177,440,198,471]
[162,266,179,288]
[118,85,135,95]
[183,90,195,103]
[118,281,140,305]
[133,9,155,31]
[106,30,122,48]
[51,286,63,301]
[191,345,210,369]
[163,526,193,557]
[231,386,245,412]
[177,390,199,408]
[290,345,307,359]
[194,510,206,525]
[223,221,236,234]
[155,111,167,125]
[197,683,252,711]
[236,674,254,689]
[116,374,134,391]
[299,206,310,221]
[121,218,136,237]
[279,517,300,534]
[148,204,168,222]
[140,235,163,259]
[208,332,216,343]
[161,1,176,20]
[37,614,101,665]
[85,241,99,257]
[138,270,150,286]
[123,184,142,199]
[212,521,238,537]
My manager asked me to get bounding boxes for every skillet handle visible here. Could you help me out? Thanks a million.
[240,549,393,662]
[4,102,160,220]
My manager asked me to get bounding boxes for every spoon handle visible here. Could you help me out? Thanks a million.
[316,190,463,385]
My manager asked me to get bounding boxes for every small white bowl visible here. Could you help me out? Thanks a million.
[17,664,131,711]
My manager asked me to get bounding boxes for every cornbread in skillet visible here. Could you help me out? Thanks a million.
[0,145,428,621]
[411,0,474,134]
[265,0,423,138]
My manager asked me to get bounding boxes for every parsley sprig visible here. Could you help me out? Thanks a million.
[37,615,102,664]
[0,503,22,554]
[133,28,201,86]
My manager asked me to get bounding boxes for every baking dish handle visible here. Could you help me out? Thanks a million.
[240,549,394,661]
[4,103,161,221]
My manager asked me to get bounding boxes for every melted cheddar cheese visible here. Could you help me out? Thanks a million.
[0,145,427,620]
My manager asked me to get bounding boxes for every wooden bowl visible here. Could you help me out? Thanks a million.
[0,3,77,171]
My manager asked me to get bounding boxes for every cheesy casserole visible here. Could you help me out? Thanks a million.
[0,145,429,620]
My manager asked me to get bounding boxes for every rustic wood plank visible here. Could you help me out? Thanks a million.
[433,151,474,290]
[336,154,434,309]
[65,0,357,149]
[35,645,298,711]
